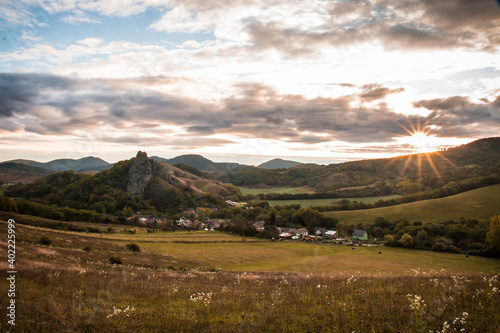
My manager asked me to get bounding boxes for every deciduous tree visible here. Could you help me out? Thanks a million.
[487,215,500,251]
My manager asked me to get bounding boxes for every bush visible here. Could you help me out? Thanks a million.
[109,256,123,265]
[431,241,447,252]
[126,243,141,252]
[38,235,52,245]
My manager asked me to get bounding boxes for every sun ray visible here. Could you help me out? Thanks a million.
[400,154,414,176]
[417,152,423,185]
[433,151,458,169]
[424,152,446,189]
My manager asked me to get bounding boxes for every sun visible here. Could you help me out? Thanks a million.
[397,119,439,154]
[386,119,458,192]
[407,131,439,153]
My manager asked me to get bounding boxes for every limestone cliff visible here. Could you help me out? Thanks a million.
[127,151,153,196]
[126,151,233,198]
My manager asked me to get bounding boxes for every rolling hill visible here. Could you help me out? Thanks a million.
[219,137,500,193]
[258,158,303,169]
[1,156,112,172]
[152,154,241,172]
[0,163,53,184]
[324,183,500,225]
[4,151,239,214]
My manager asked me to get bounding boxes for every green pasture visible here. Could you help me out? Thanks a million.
[5,222,499,276]
[238,186,315,196]
[325,184,500,225]
[267,195,401,208]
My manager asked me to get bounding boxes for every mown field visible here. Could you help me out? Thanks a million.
[238,186,315,196]
[267,195,401,208]
[324,184,500,225]
[1,220,500,332]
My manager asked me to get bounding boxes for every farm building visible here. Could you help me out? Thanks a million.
[352,229,368,241]
[325,230,338,238]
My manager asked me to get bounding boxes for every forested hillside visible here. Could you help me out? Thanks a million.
[4,152,239,217]
[218,137,500,198]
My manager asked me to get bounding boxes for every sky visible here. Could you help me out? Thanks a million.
[0,0,500,165]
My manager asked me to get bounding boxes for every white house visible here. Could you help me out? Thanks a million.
[325,230,338,238]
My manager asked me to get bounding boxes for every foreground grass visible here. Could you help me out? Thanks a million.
[5,222,500,274]
[324,184,500,224]
[1,221,500,331]
[1,263,499,332]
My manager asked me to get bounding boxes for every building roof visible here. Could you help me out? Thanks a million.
[353,229,367,236]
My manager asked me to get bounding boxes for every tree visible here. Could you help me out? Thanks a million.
[487,215,500,251]
[396,178,421,195]
[372,226,384,239]
[399,233,413,248]
[415,230,429,246]
[39,235,52,246]
[126,243,141,252]
[122,206,134,218]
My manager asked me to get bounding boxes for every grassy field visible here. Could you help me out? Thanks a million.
[1,220,500,331]
[324,184,500,225]
[238,186,315,196]
[267,195,401,208]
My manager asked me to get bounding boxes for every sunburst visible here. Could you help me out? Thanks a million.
[383,119,458,193]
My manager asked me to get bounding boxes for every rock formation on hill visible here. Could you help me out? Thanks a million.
[127,151,154,196]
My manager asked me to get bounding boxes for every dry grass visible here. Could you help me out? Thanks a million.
[1,220,500,332]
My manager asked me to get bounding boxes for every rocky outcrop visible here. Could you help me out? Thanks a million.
[127,151,153,196]
[126,151,234,199]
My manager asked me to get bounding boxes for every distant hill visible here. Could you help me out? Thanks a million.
[5,151,239,214]
[324,183,500,225]
[0,163,53,184]
[440,137,500,167]
[1,156,112,173]
[259,158,303,169]
[152,154,241,172]
[219,137,500,194]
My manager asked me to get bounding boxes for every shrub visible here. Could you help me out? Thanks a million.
[38,235,52,245]
[109,256,123,265]
[126,243,141,252]
[431,241,447,252]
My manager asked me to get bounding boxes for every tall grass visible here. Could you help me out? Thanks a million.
[1,221,500,332]
[1,264,499,332]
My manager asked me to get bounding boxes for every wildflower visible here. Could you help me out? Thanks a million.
[107,305,135,319]
[190,292,213,306]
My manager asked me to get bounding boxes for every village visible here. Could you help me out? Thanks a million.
[129,203,374,246]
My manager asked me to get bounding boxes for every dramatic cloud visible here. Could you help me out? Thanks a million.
[413,94,500,137]
[0,0,499,162]
[4,72,498,148]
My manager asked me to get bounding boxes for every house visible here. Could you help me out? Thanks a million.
[176,217,193,228]
[296,228,309,237]
[208,219,223,229]
[315,228,327,236]
[288,228,308,237]
[324,230,338,239]
[352,229,368,241]
[253,221,265,232]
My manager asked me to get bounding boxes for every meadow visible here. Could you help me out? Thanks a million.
[1,220,500,332]
[266,195,400,209]
[238,186,315,196]
[323,184,500,225]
